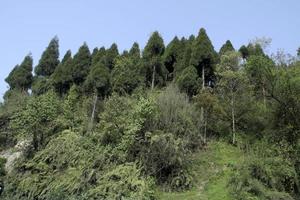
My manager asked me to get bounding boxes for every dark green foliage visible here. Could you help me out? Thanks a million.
[71,43,91,85]
[164,36,181,74]
[175,38,193,75]
[176,66,200,96]
[143,31,166,88]
[190,28,217,86]
[102,43,119,70]
[51,50,73,95]
[5,55,33,91]
[31,76,52,95]
[111,56,144,94]
[129,42,141,59]
[91,47,98,58]
[245,55,275,100]
[35,36,60,77]
[239,45,249,59]
[219,40,235,55]
[297,47,300,57]
[91,47,106,66]
[0,158,6,177]
[240,43,265,60]
[143,32,165,59]
[84,62,110,97]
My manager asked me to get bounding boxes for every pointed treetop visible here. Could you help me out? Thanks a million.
[129,42,141,58]
[190,28,216,67]
[71,42,92,85]
[51,50,73,94]
[91,47,99,58]
[5,54,33,90]
[35,36,60,77]
[92,46,106,66]
[102,43,119,70]
[61,50,72,63]
[219,40,235,55]
[143,31,165,59]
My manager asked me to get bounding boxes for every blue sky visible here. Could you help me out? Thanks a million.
[0,0,299,100]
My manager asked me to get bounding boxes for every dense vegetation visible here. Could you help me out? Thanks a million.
[0,28,300,199]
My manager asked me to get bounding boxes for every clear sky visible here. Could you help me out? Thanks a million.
[0,0,299,100]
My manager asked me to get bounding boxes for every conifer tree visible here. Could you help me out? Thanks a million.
[164,36,181,74]
[175,36,194,75]
[51,50,73,94]
[84,62,110,98]
[190,28,216,89]
[35,36,60,76]
[129,42,141,59]
[91,47,98,58]
[219,40,235,55]
[91,47,106,66]
[71,43,91,85]
[143,31,166,89]
[102,43,119,70]
[5,55,33,91]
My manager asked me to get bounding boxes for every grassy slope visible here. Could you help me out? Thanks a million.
[157,141,244,200]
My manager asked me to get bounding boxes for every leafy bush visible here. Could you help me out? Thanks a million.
[86,163,156,200]
[229,154,297,200]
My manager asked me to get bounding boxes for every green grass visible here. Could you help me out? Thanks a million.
[156,140,244,200]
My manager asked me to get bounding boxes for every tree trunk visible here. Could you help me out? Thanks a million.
[88,93,98,132]
[204,113,207,144]
[262,85,266,107]
[200,66,206,144]
[202,65,205,89]
[231,92,236,144]
[151,64,156,90]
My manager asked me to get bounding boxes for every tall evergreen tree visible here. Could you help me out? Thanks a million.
[51,50,73,95]
[71,43,91,85]
[143,31,166,89]
[91,47,98,58]
[35,36,60,76]
[102,43,119,70]
[219,40,235,55]
[190,28,216,89]
[91,47,106,66]
[175,36,194,75]
[5,55,33,91]
[84,62,110,97]
[164,36,181,74]
[129,42,141,59]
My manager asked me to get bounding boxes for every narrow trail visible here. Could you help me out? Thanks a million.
[157,141,244,200]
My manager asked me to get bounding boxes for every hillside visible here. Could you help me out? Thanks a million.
[0,28,300,200]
